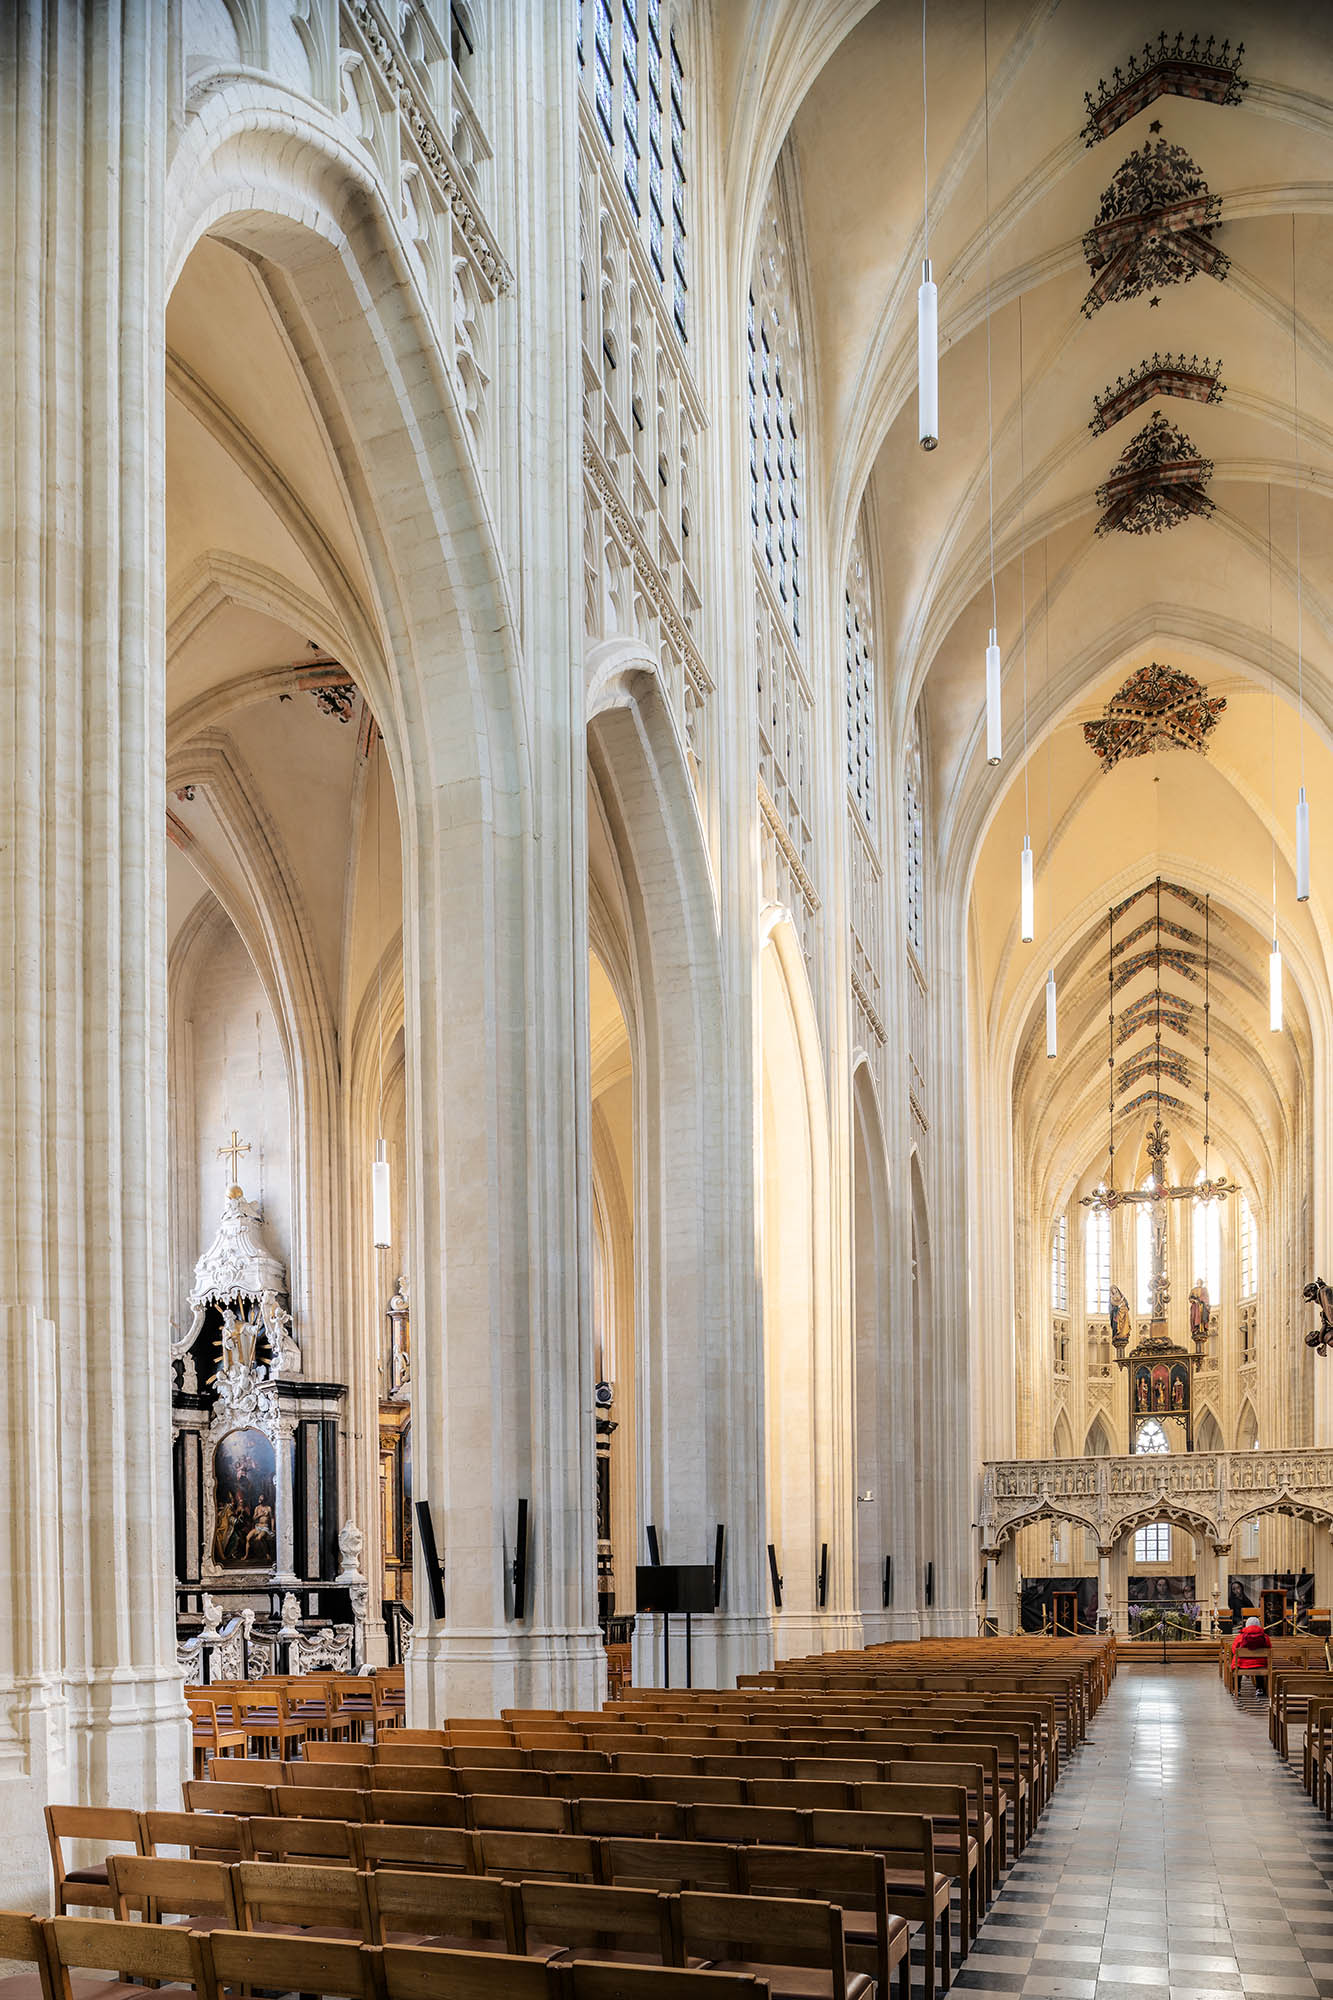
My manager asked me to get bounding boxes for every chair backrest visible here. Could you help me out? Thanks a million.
[234,1858,373,1936]
[467,1793,571,1833]
[47,1916,206,1996]
[183,1778,275,1815]
[202,1928,381,2000]
[274,1784,369,1822]
[809,1807,933,1877]
[107,1852,240,1925]
[368,1788,468,1829]
[528,1747,609,1773]
[563,1968,771,2000]
[675,1889,847,1987]
[140,1809,249,1861]
[451,1745,529,1770]
[244,1815,363,1865]
[749,1777,852,1810]
[739,1842,888,1915]
[600,1838,741,1892]
[368,1868,519,1948]
[546,1771,644,1802]
[376,1742,450,1766]
[645,1777,746,1806]
[515,1879,674,1958]
[45,1803,145,1909]
[191,1757,275,1783]
[360,1823,476,1873]
[572,1797,684,1840]
[685,1803,807,1848]
[0,1912,50,2000]
[473,1830,600,1883]
[308,1740,376,1764]
[369,1764,460,1793]
[284,1759,371,1789]
[380,1943,549,2000]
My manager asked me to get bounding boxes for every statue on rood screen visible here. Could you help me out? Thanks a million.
[1189,1279,1211,1339]
[1109,1284,1132,1348]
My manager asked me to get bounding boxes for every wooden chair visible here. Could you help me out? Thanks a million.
[468,1794,571,1834]
[182,1778,275,1817]
[107,1852,240,1930]
[186,1693,247,1777]
[529,1749,611,1774]
[739,1845,912,2000]
[474,1831,601,1884]
[328,1678,378,1742]
[367,1788,468,1829]
[368,1869,521,1951]
[233,1858,374,1938]
[809,1809,951,2000]
[234,1685,308,1761]
[359,1824,477,1875]
[673,1889,870,2000]
[199,1929,382,2000]
[380,1943,548,2000]
[139,1809,249,1864]
[44,1916,206,2000]
[856,1780,979,1948]
[44,1806,146,1916]
[872,1759,993,1905]
[514,1880,675,1966]
[0,1912,54,2000]
[185,1756,275,1786]
[244,1814,364,1866]
[598,1840,741,1893]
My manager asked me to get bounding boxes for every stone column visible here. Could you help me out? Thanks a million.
[1213,1542,1231,1633]
[0,0,186,1905]
[272,1420,300,1586]
[1098,1547,1112,1630]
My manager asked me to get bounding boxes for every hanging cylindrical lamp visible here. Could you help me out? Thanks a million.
[1020,835,1034,942]
[1269,941,1284,1033]
[1045,967,1058,1059]
[985,630,1002,764]
[1297,787,1310,903]
[918,260,938,451]
[373,1137,392,1248]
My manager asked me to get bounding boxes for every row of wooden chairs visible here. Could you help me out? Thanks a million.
[0,1909,778,2000]
[99,1852,909,2000]
[187,1670,406,1772]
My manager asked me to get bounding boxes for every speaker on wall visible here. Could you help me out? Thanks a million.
[511,1497,530,1621]
[767,1542,783,1609]
[924,1559,934,1607]
[817,1541,829,1608]
[414,1501,446,1621]
[646,1524,662,1567]
[882,1554,893,1607]
[713,1524,726,1609]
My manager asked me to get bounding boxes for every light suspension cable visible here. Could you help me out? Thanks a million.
[982,0,1001,764]
[1018,297,1032,940]
[917,0,938,450]
[1292,217,1310,901]
[1044,538,1056,1057]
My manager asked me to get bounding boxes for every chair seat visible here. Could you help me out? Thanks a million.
[65,1982,196,2000]
[0,1975,46,2000]
[383,1931,513,1955]
[699,1964,873,2000]
[64,1866,111,1886]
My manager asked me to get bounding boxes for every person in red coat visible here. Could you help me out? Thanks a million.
[1232,1614,1271,1695]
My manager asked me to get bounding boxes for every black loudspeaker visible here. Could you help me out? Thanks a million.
[413,1502,446,1621]
[713,1524,726,1609]
[767,1542,783,1609]
[646,1524,662,1567]
[511,1498,530,1621]
[924,1559,934,1607]
[635,1563,715,1614]
[817,1542,829,1608]
[980,1564,988,1600]
[882,1554,893,1607]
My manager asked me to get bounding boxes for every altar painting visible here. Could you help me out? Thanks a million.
[212,1428,277,1568]
[1132,1360,1190,1416]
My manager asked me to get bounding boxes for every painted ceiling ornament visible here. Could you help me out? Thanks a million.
[1082,32,1247,146]
[1084,661,1227,771]
[1082,140,1228,316]
[1090,352,1225,435]
[1094,412,1214,536]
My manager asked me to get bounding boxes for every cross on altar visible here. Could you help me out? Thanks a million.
[218,1129,251,1194]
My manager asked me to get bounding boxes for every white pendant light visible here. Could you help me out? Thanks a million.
[1297,786,1310,903]
[1045,967,1058,1058]
[1269,941,1284,1034]
[1020,836,1034,942]
[373,1140,392,1249]
[986,630,1002,764]
[918,261,938,451]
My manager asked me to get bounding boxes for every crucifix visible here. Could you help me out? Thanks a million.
[218,1129,251,1197]
[1078,882,1237,1373]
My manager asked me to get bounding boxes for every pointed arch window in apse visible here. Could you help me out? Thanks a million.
[1135,1419,1169,1455]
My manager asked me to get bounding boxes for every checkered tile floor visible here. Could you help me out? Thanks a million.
[952,1665,1333,2000]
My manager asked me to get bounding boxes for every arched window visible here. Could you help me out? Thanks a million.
[1085,1204,1110,1316]
[747,188,803,645]
[1135,1189,1153,1316]
[845,536,875,833]
[1134,1520,1171,1561]
[1239,1192,1257,1299]
[579,0,689,340]
[1192,1170,1222,1298]
[904,715,924,957]
[1135,1419,1169,1455]
[1050,1213,1068,1314]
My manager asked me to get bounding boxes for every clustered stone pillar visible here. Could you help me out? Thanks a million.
[0,0,186,1903]
[1098,1546,1113,1630]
